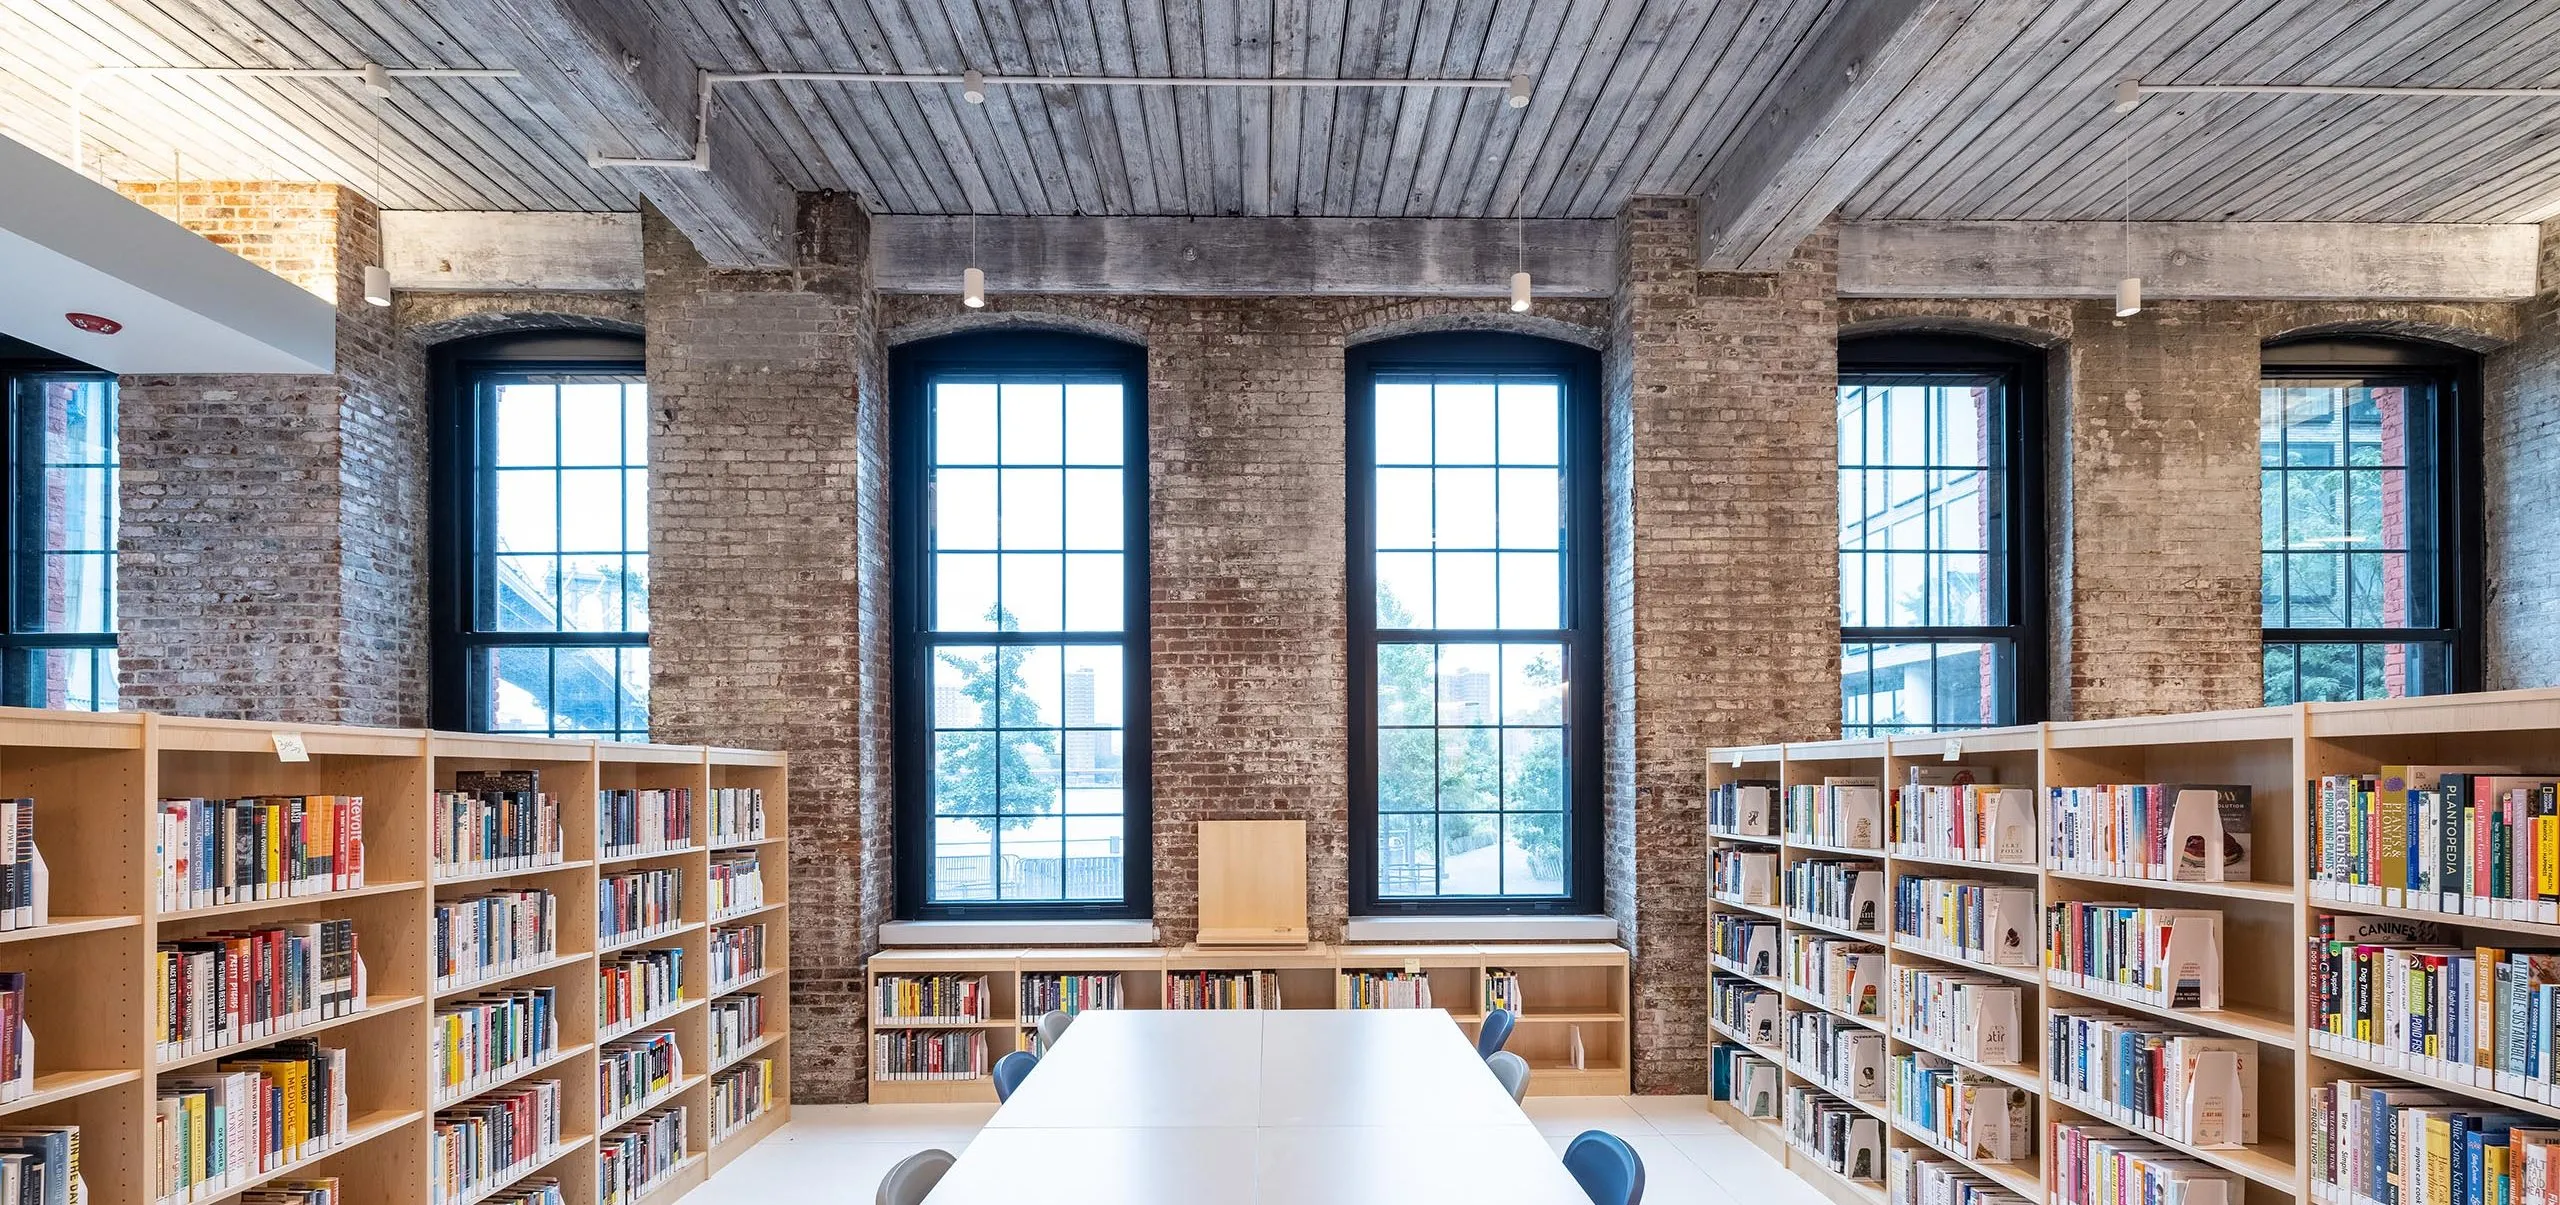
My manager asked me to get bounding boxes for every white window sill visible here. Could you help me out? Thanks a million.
[1344,914,1620,943]
[879,918,1160,947]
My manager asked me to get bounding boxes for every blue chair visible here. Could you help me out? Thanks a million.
[992,1049,1039,1102]
[875,1148,955,1205]
[1476,1007,1517,1058]
[1563,1130,1645,1205]
[1487,1050,1531,1103]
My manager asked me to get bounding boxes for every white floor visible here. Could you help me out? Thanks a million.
[688,1095,1832,1205]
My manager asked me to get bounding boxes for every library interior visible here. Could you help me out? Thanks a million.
[4,2,2560,1203]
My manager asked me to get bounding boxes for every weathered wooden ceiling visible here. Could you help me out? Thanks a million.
[3,0,2557,224]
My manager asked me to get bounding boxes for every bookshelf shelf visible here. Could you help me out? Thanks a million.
[0,1068,141,1118]
[2040,977,2296,1048]
[599,844,701,867]
[1711,1015,1782,1056]
[1891,1029,2041,1093]
[2041,868,2295,904]
[1788,839,1887,859]
[1884,941,2041,985]
[1785,1139,1888,1205]
[711,966,783,997]
[433,857,593,887]
[604,1072,707,1132]
[1784,987,1888,1035]
[1782,1056,1890,1123]
[2045,1086,2298,1188]
[602,920,703,954]
[433,949,595,1000]
[155,994,428,1071]
[712,1031,785,1074]
[710,900,788,925]
[0,914,142,944]
[434,1041,593,1109]
[600,997,706,1045]
[1882,849,2037,876]
[2308,1038,2560,1124]
[1889,1117,2042,1199]
[157,877,426,922]
[634,1154,710,1205]
[1711,956,1785,991]
[1716,895,1785,920]
[455,1135,595,1205]
[196,1107,423,1204]
[1710,829,1783,847]
[1785,910,1885,944]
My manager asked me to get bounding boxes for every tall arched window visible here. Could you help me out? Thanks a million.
[430,331,652,739]
[2260,336,2481,703]
[1837,333,2047,737]
[0,337,116,711]
[1349,332,1602,915]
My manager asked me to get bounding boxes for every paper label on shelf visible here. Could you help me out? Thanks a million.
[1942,739,1961,762]
[1404,958,1421,976]
[1733,750,1746,767]
[273,731,309,762]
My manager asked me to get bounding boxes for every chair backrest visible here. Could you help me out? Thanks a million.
[875,1148,956,1205]
[1037,1009,1075,1052]
[1476,1007,1517,1058]
[992,1049,1040,1102]
[1563,1130,1645,1205]
[1488,1050,1532,1104]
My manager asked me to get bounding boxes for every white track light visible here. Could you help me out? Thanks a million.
[962,70,986,104]
[2113,78,2143,114]
[2115,276,2142,317]
[360,62,394,98]
[364,263,393,307]
[963,265,985,308]
[1508,74,1531,108]
[1510,271,1532,313]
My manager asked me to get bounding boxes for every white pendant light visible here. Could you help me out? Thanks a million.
[962,70,986,105]
[364,264,393,307]
[359,62,395,99]
[362,98,392,306]
[1510,271,1531,313]
[962,210,985,307]
[1508,74,1532,109]
[2114,276,2141,318]
[1508,206,1531,312]
[2113,117,2140,317]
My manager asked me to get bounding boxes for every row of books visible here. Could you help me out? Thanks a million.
[155,920,364,1058]
[711,994,764,1063]
[433,988,560,1105]
[598,789,692,860]
[597,1106,687,1205]
[2310,913,2560,1104]
[156,795,365,912]
[1893,876,2036,969]
[707,787,765,847]
[709,1058,774,1141]
[240,1179,341,1205]
[1711,914,1780,981]
[1335,970,1432,1009]
[1485,969,1524,1013]
[598,869,682,945]
[873,1028,985,1081]
[1712,1041,1781,1118]
[2049,1008,2261,1150]
[1790,934,1885,1019]
[430,1079,561,1205]
[2045,783,2254,884]
[1714,848,1778,907]
[1167,970,1278,1010]
[1712,979,1781,1049]
[1022,971,1120,1015]
[432,889,558,990]
[0,1128,75,1205]
[155,1041,349,1202]
[0,800,46,931]
[2313,769,2560,922]
[599,1032,682,1129]
[1787,1085,1887,1184]
[707,852,764,919]
[431,788,563,880]
[1889,1151,2034,1205]
[1891,768,2036,866]
[2310,1077,2560,1205]
[1890,1051,2033,1163]
[709,924,766,992]
[1709,780,1779,837]
[0,975,27,1102]
[1789,779,1884,850]
[2045,902,2226,1011]
[1788,859,1886,934]
[1891,966,2026,1068]
[599,949,685,1036]
[2050,1121,2238,1205]
[1786,1008,1885,1101]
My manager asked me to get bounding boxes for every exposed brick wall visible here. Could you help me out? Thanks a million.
[2487,221,2560,688]
[114,182,426,725]
[641,196,886,1104]
[1609,198,1842,1092]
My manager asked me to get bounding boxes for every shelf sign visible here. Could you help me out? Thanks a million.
[273,731,310,763]
[1941,739,1962,762]
[1404,958,1422,976]
[1732,750,1746,768]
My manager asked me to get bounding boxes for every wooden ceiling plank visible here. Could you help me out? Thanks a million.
[1197,0,1248,214]
[1266,0,1308,215]
[1090,0,1167,214]
[765,0,929,213]
[1318,0,1394,215]
[1288,0,1347,215]
[976,0,1095,213]
[673,2,892,205]
[1349,0,1448,218]
[832,0,1003,214]
[1381,0,1486,217]
[1121,0,1197,212]
[1003,0,1112,214]
[1650,0,1834,199]
[907,0,1052,214]
[1455,0,1600,216]
[1042,0,1140,213]
[1548,0,1732,218]
[1170,0,1234,214]
[1235,0,1276,216]
[1420,0,1530,215]
[1487,0,1634,219]
[2347,95,2560,223]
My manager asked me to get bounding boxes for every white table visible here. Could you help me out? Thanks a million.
[926,1009,1594,1204]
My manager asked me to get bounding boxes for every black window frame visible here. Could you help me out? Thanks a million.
[1348,331,1604,918]
[2259,335,2484,702]
[429,331,652,739]
[1836,332,2050,737]
[890,329,1155,922]
[0,340,118,711]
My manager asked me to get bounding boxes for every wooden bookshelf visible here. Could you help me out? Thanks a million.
[865,941,1629,1101]
[0,708,789,1205]
[1707,688,2560,1205]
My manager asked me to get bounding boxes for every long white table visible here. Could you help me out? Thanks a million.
[924,1009,1594,1204]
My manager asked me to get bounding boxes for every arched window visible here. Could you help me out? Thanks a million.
[1836,333,2048,737]
[890,330,1152,919]
[430,331,651,739]
[0,337,115,711]
[2260,336,2481,703]
[1349,332,1602,915]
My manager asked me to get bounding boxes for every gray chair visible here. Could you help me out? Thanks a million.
[1037,1009,1074,1052]
[875,1148,956,1205]
[1488,1050,1532,1103]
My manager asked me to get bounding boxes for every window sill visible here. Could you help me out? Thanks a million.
[879,918,1160,947]
[1344,914,1620,943]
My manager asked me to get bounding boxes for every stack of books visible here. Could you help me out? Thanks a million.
[2045,902,2225,1010]
[598,1032,682,1128]
[707,787,765,846]
[1712,979,1781,1049]
[1710,780,1779,837]
[2046,783,2253,883]
[156,1040,349,1200]
[1892,769,2036,865]
[1788,859,1886,933]
[874,974,987,1024]
[2310,1078,2560,1205]
[709,923,766,992]
[1786,1008,1885,1101]
[599,949,685,1034]
[1714,847,1779,906]
[429,1079,561,1205]
[0,974,28,1102]
[0,1128,76,1205]
[1789,934,1886,1019]
[1484,970,1524,1014]
[1336,970,1432,1009]
[1890,967,2024,1067]
[2050,1008,2258,1149]
[1711,913,1780,980]
[871,1029,985,1082]
[710,994,764,1061]
[1892,875,2036,968]
[598,1106,688,1205]
[597,869,682,945]
[1788,779,1883,849]
[0,800,46,931]
[156,920,363,1058]
[239,1178,339,1205]
[1888,1151,2033,1205]
[1713,1041,1781,1119]
[2050,1121,2238,1205]
[1889,1051,2032,1163]
[710,1058,774,1140]
[1787,1085,1886,1183]
[432,986,560,1103]
[598,789,692,860]
[2309,913,2560,1103]
[432,888,558,989]
[1167,970,1277,1010]
[2312,769,2559,920]
[432,778,561,880]
[156,794,365,910]
[707,852,764,920]
[1022,972,1120,1015]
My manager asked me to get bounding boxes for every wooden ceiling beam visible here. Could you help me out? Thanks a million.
[1839,221,2542,301]
[436,0,796,268]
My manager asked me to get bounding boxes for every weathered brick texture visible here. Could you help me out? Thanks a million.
[642,197,889,1105]
[113,182,426,726]
[1608,199,1842,1092]
[2488,221,2560,688]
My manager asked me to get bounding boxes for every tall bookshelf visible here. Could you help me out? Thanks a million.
[866,942,1629,1101]
[0,708,788,1205]
[1704,690,2560,1205]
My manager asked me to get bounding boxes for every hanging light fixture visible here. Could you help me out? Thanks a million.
[359,62,395,99]
[2113,117,2140,317]
[963,210,985,308]
[361,98,391,306]
[962,70,986,105]
[1508,74,1531,109]
[1510,207,1531,313]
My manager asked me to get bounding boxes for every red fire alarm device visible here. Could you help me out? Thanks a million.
[64,312,122,335]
